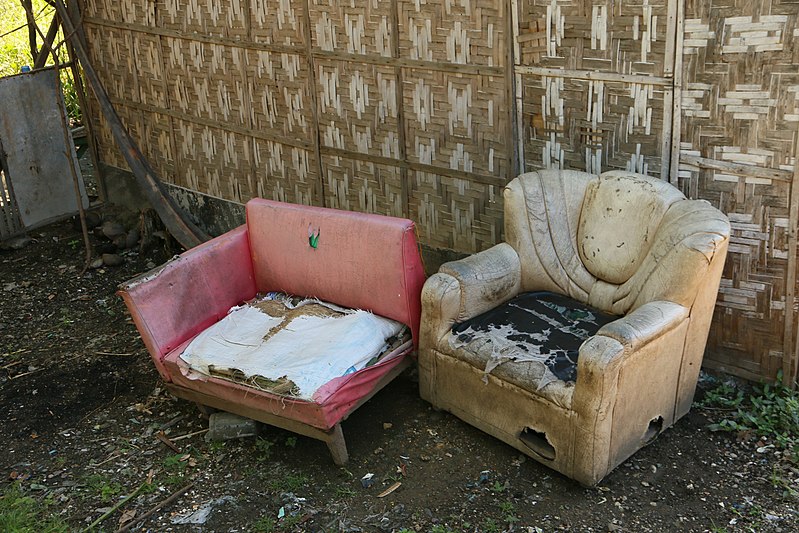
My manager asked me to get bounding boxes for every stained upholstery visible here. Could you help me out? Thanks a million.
[420,170,730,485]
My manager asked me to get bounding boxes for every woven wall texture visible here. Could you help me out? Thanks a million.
[80,0,799,381]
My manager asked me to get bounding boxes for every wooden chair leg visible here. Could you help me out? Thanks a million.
[195,403,218,420]
[325,423,348,465]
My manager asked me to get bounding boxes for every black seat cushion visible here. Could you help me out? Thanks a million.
[450,291,617,386]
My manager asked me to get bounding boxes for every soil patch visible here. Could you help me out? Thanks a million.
[1,216,797,532]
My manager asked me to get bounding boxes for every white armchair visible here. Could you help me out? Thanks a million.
[419,170,730,485]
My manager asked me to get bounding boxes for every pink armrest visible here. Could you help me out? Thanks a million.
[118,226,256,380]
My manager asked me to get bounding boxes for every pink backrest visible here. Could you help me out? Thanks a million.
[246,199,425,344]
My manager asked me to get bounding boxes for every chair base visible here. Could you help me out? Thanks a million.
[420,347,682,486]
[165,356,410,465]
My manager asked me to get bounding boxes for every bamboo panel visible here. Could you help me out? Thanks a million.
[83,0,120,20]
[316,59,401,159]
[173,119,254,202]
[142,111,179,183]
[84,25,140,105]
[322,154,404,217]
[310,0,394,57]
[157,0,248,39]
[120,0,157,26]
[516,0,672,76]
[409,170,503,253]
[247,50,314,140]
[681,0,799,380]
[132,32,168,108]
[91,104,126,170]
[398,0,506,67]
[403,69,508,178]
[161,37,251,128]
[250,0,307,46]
[521,73,666,175]
[252,138,317,206]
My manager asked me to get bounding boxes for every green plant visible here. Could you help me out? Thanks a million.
[0,483,69,533]
[82,473,123,502]
[499,500,519,525]
[252,516,277,533]
[770,465,799,499]
[255,437,275,461]
[162,453,187,471]
[490,480,506,493]
[268,472,308,493]
[429,526,456,533]
[285,436,297,448]
[704,372,799,460]
[207,440,226,453]
[699,382,745,410]
[333,485,357,498]
[482,517,501,533]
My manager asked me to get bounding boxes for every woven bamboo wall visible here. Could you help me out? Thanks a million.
[679,0,799,381]
[513,0,678,180]
[80,0,799,382]
[81,0,512,254]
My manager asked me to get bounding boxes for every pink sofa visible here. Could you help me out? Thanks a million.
[118,199,425,464]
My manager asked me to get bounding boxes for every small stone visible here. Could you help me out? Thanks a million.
[102,254,123,267]
[112,234,127,249]
[101,220,126,240]
[383,422,393,430]
[89,258,104,269]
[0,235,33,250]
[146,261,156,269]
[84,211,101,229]
[125,228,140,249]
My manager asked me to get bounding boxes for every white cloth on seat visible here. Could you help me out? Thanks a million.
[180,300,403,399]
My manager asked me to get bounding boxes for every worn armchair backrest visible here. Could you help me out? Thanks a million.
[246,199,425,344]
[504,170,730,315]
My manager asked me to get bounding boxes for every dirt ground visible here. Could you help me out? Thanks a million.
[1,212,798,532]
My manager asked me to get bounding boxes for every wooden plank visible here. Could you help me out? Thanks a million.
[319,145,507,188]
[668,0,684,185]
[785,131,799,386]
[679,154,793,182]
[390,0,409,218]
[83,16,304,55]
[108,98,314,151]
[314,50,504,76]
[505,0,518,178]
[515,66,671,86]
[661,86,674,181]
[301,0,325,206]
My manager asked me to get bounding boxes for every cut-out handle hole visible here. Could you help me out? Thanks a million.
[643,416,664,444]
[519,427,556,460]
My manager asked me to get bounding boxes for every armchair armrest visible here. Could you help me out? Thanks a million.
[118,225,256,380]
[572,301,689,423]
[438,242,522,323]
[596,301,689,352]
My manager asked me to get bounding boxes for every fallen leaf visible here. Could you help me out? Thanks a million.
[118,509,136,527]
[377,481,401,498]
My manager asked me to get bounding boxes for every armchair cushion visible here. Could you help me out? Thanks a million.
[447,291,616,403]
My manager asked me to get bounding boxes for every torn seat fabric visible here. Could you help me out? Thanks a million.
[450,292,616,393]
